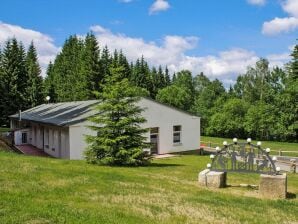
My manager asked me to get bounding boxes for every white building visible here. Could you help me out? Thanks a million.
[10,98,200,159]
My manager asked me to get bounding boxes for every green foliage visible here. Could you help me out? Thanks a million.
[206,98,249,137]
[156,70,194,111]
[0,39,30,125]
[85,66,151,166]
[1,34,297,142]
[25,42,44,107]
[156,85,192,111]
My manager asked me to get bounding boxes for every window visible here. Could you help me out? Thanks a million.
[173,125,182,144]
[150,127,159,154]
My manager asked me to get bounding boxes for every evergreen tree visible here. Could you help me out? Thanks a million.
[25,42,44,107]
[85,66,150,166]
[82,33,101,98]
[164,66,171,86]
[50,35,87,101]
[44,61,57,102]
[100,45,112,83]
[0,39,28,125]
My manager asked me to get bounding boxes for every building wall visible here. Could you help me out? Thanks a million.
[139,98,200,154]
[10,98,200,160]
[40,125,70,159]
[11,120,70,159]
[69,124,96,160]
[68,98,200,160]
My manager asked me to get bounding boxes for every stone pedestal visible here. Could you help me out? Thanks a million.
[198,169,226,188]
[198,169,210,186]
[259,173,287,199]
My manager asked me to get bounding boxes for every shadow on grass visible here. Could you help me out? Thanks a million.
[149,163,185,167]
[286,192,297,199]
[176,150,203,156]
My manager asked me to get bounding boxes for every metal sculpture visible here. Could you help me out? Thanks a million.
[207,138,279,175]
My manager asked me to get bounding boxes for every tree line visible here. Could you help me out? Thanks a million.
[0,34,297,142]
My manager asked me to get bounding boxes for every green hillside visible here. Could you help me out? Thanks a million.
[0,151,297,224]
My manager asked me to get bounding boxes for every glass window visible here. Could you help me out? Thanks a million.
[150,127,159,134]
[173,125,182,143]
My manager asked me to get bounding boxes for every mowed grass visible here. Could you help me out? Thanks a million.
[0,151,297,224]
[0,127,9,132]
[201,136,298,157]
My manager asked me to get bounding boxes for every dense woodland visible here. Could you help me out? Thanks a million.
[0,34,297,142]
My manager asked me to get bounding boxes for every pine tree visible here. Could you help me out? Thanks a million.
[100,45,112,83]
[44,61,57,102]
[25,42,44,107]
[85,66,150,166]
[82,33,101,98]
[49,35,87,101]
[164,66,171,86]
[0,39,28,125]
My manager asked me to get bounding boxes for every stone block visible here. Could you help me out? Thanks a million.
[206,171,227,188]
[198,169,210,186]
[259,173,287,199]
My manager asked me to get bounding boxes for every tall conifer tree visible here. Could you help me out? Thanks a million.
[85,66,150,166]
[25,42,44,107]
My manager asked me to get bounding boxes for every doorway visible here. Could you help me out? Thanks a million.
[21,132,28,144]
[150,127,159,154]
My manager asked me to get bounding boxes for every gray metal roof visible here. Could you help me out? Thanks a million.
[9,98,200,127]
[9,100,100,126]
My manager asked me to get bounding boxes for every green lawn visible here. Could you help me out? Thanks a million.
[0,127,9,132]
[0,151,297,224]
[201,136,298,157]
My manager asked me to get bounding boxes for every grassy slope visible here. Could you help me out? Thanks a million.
[201,136,298,157]
[0,127,9,132]
[0,151,297,224]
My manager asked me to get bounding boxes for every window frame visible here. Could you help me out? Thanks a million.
[173,125,182,144]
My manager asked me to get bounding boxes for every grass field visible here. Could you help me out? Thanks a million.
[201,136,298,157]
[0,127,9,132]
[0,150,297,224]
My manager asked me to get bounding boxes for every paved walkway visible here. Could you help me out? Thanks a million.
[15,145,50,157]
[153,154,179,159]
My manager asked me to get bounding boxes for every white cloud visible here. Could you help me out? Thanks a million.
[247,0,266,6]
[149,0,170,15]
[267,52,291,68]
[262,17,298,35]
[282,0,298,17]
[0,22,60,76]
[90,25,267,85]
[262,0,298,35]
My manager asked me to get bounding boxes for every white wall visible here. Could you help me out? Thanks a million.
[69,123,96,160]
[44,126,70,159]
[68,98,200,159]
[138,98,200,154]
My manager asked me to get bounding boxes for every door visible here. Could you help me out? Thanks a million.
[150,127,159,154]
[21,132,28,144]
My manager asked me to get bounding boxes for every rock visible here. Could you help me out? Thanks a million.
[198,169,210,186]
[259,173,287,199]
[206,171,227,188]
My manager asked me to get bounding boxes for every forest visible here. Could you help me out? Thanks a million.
[0,34,297,142]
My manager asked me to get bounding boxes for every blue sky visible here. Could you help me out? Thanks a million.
[0,0,297,85]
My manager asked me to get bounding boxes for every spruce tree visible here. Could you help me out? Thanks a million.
[164,66,171,86]
[25,42,44,107]
[100,45,112,83]
[85,66,150,166]
[82,33,101,98]
[0,39,28,125]
[44,61,57,102]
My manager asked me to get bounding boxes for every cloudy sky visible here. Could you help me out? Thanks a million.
[0,0,297,85]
